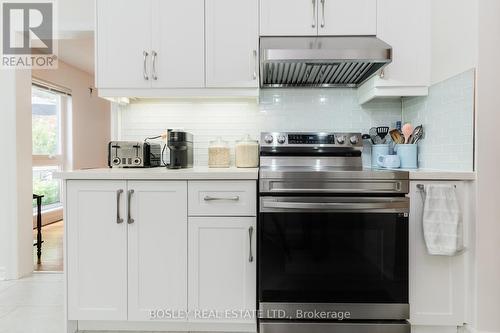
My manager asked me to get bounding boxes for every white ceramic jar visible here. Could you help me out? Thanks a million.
[235,135,259,168]
[208,137,231,168]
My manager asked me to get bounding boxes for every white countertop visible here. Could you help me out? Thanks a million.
[55,167,475,181]
[407,169,476,181]
[54,167,259,180]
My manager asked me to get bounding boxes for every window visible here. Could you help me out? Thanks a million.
[32,83,70,211]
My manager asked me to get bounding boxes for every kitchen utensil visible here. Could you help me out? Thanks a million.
[402,123,414,144]
[369,127,383,144]
[410,125,424,144]
[362,134,372,141]
[389,129,405,145]
[377,154,401,169]
[376,126,390,143]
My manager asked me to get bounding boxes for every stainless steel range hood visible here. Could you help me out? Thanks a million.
[260,36,392,88]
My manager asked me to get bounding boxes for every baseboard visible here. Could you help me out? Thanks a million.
[0,266,5,280]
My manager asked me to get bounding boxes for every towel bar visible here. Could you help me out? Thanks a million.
[416,184,456,191]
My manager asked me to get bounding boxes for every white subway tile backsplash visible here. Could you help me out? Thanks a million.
[119,89,401,166]
[116,73,474,171]
[402,69,475,171]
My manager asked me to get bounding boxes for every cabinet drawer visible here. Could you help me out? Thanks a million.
[188,181,256,216]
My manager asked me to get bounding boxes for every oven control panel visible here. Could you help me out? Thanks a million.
[261,132,362,147]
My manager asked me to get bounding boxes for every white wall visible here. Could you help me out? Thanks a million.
[0,69,33,280]
[57,0,94,33]
[33,61,111,169]
[430,0,478,84]
[474,0,500,331]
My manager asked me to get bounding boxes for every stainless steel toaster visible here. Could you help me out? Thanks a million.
[108,141,162,168]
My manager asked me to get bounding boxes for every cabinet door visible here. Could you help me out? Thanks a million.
[318,0,377,35]
[260,0,318,36]
[375,0,430,87]
[206,0,259,87]
[151,0,205,88]
[188,217,256,324]
[128,181,188,321]
[67,180,128,320]
[96,0,152,88]
[409,181,466,326]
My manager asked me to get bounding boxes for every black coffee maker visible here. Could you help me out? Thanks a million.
[166,130,193,169]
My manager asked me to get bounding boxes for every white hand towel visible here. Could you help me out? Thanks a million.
[422,184,463,256]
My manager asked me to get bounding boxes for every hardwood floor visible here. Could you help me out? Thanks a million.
[33,221,63,272]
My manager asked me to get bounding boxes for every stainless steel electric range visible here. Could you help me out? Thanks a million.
[258,132,411,333]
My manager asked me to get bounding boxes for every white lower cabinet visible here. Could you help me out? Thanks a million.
[66,179,257,331]
[188,217,256,323]
[409,181,468,328]
[67,180,188,321]
[67,180,128,320]
[127,181,188,321]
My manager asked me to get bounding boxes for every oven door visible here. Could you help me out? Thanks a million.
[258,196,409,320]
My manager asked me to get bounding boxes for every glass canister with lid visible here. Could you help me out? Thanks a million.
[235,135,259,168]
[208,137,231,168]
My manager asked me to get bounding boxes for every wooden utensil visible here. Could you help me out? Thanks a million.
[389,129,404,144]
[402,123,414,144]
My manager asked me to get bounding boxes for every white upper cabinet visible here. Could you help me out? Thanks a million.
[67,180,128,321]
[127,181,188,321]
[318,0,377,35]
[96,0,152,89]
[358,0,431,103]
[260,0,376,36]
[409,181,467,326]
[152,0,204,88]
[96,0,259,94]
[260,0,318,36]
[205,0,259,87]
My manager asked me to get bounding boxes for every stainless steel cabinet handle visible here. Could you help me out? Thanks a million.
[204,195,240,201]
[143,51,149,80]
[248,226,254,262]
[151,50,158,80]
[116,189,124,224]
[311,0,317,28]
[252,50,257,80]
[127,189,134,224]
[320,0,325,28]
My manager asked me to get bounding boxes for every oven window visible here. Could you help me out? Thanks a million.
[258,212,408,304]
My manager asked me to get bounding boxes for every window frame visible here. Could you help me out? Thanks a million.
[31,80,72,220]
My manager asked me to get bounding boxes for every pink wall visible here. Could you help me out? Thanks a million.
[33,61,110,169]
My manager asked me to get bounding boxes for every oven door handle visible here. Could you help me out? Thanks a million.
[261,200,409,213]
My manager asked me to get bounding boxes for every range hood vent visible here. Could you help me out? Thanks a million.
[260,36,392,88]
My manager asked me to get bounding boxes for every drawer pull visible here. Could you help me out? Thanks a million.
[204,195,240,201]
